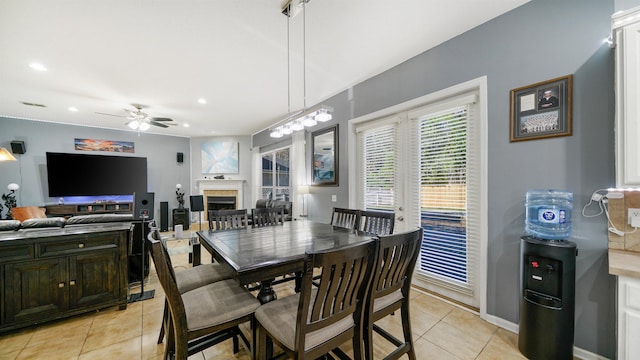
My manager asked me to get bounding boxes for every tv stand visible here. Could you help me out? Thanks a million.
[45,202,133,217]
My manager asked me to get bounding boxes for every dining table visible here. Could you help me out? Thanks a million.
[196,220,373,304]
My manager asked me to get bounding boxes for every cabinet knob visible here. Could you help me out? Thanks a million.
[70,280,76,286]
[58,282,65,288]
[78,243,85,248]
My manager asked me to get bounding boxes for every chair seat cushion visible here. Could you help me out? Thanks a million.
[255,291,354,351]
[183,279,260,332]
[374,289,404,313]
[176,264,232,294]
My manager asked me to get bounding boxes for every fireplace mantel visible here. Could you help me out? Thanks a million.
[196,179,245,208]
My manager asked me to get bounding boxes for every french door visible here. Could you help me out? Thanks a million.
[353,80,486,311]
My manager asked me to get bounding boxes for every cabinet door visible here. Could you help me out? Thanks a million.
[616,21,640,186]
[4,258,67,324]
[69,249,119,309]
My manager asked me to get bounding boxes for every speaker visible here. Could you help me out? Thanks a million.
[133,192,155,220]
[173,208,189,230]
[10,140,25,154]
[190,195,204,211]
[177,152,184,163]
[160,201,169,232]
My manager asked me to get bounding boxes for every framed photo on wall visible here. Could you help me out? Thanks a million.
[510,75,573,142]
[311,125,338,186]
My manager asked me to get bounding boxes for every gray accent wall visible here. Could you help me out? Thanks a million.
[0,117,190,219]
[256,0,619,357]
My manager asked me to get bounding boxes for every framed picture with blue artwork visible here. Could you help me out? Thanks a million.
[311,125,338,186]
[201,141,239,174]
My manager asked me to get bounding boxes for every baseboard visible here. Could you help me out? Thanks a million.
[482,315,609,360]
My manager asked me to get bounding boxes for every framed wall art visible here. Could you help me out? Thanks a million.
[201,141,239,174]
[311,125,338,186]
[510,75,573,142]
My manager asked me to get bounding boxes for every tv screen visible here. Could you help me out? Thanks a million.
[46,152,148,197]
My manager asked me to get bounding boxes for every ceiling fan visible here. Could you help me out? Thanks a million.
[96,103,176,130]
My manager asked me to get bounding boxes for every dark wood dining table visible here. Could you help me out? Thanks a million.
[196,220,373,303]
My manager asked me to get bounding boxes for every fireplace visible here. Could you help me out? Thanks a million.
[197,179,245,220]
[207,196,237,211]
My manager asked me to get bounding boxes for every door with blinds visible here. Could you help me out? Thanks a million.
[355,90,484,310]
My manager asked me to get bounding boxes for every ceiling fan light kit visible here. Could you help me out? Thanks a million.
[270,0,333,139]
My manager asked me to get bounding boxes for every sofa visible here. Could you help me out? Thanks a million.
[0,213,133,233]
[255,199,293,221]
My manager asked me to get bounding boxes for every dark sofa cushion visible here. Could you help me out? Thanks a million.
[21,217,66,229]
[0,220,21,231]
[65,213,133,225]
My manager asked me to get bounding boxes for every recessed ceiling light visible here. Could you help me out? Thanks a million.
[197,98,207,104]
[68,107,78,112]
[183,123,190,128]
[29,63,47,71]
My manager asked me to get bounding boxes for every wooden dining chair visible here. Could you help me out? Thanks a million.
[358,209,395,235]
[208,209,249,231]
[148,232,260,360]
[149,228,234,345]
[363,227,423,360]
[253,239,378,360]
[251,207,285,227]
[330,207,360,230]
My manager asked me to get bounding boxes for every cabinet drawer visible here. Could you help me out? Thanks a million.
[39,235,119,257]
[0,244,35,263]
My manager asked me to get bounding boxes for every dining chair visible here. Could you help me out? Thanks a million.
[363,227,424,360]
[148,231,260,360]
[253,239,378,360]
[330,207,360,230]
[208,209,249,231]
[358,209,395,235]
[149,228,234,345]
[251,207,285,227]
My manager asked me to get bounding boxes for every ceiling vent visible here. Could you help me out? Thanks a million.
[20,101,46,108]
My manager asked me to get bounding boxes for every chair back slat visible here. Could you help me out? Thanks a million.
[251,207,285,227]
[147,232,187,326]
[358,210,395,235]
[330,207,360,230]
[208,209,248,230]
[372,228,423,300]
[298,240,377,335]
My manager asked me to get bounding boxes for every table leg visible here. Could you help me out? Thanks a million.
[294,271,302,293]
[257,279,277,304]
[190,238,201,267]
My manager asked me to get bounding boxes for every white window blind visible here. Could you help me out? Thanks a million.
[357,122,397,211]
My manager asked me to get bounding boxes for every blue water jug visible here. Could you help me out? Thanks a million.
[525,189,573,240]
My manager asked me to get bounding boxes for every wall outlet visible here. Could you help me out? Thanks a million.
[331,195,337,202]
[628,208,640,225]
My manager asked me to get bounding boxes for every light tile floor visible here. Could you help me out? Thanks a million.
[0,237,527,360]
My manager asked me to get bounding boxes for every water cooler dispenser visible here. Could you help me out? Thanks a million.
[519,237,577,359]
[518,190,577,360]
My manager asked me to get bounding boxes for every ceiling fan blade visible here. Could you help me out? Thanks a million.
[149,117,173,122]
[149,121,169,128]
[95,112,126,118]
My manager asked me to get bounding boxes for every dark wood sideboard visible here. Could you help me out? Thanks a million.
[0,223,131,333]
[45,202,133,217]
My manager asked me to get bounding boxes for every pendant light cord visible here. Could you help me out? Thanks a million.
[303,0,306,111]
[287,14,291,117]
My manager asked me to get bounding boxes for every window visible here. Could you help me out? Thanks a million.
[260,147,291,201]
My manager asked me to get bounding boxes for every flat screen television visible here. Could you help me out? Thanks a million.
[46,152,148,197]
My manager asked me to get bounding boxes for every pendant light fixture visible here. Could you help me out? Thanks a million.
[271,0,333,138]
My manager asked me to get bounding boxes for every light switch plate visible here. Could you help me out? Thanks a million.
[331,195,337,202]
